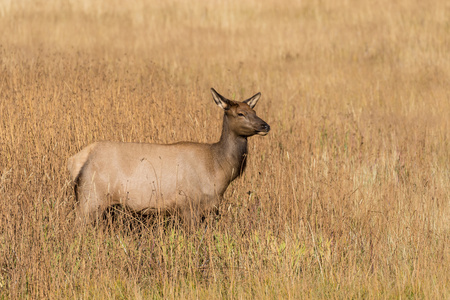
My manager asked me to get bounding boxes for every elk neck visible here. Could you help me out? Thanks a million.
[211,114,248,181]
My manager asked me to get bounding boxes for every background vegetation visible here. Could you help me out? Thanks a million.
[0,0,449,298]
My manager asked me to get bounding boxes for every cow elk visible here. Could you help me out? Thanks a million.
[67,88,270,226]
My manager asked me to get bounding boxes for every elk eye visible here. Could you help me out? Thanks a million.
[238,113,245,117]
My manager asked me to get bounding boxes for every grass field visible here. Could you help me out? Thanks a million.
[0,0,449,298]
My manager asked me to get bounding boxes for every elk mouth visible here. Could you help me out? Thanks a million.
[256,123,270,136]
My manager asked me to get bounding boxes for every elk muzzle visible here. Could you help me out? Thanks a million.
[256,121,270,136]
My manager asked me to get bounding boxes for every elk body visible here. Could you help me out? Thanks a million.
[68,88,270,224]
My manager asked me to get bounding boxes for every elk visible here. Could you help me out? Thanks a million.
[67,88,270,225]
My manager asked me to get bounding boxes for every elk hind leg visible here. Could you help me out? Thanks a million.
[76,182,108,226]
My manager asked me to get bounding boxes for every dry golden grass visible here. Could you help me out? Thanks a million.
[0,0,449,298]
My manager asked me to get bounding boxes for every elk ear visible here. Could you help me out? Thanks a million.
[211,88,231,110]
[243,92,261,109]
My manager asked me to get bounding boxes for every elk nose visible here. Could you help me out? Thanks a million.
[262,123,270,132]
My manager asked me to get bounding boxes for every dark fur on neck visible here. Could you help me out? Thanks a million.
[212,114,248,181]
